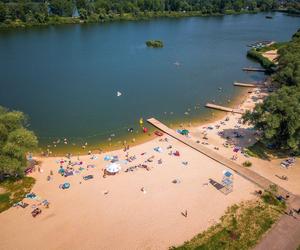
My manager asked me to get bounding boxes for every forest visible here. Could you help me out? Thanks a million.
[0,0,299,27]
[243,28,300,154]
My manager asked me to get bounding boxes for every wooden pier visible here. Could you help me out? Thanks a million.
[205,103,244,114]
[147,118,293,200]
[233,82,264,88]
[242,67,267,72]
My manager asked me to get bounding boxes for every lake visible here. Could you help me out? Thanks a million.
[0,12,299,153]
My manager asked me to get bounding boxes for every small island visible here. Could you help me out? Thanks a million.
[146,40,164,48]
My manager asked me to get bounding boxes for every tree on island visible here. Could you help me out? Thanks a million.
[146,40,164,48]
[0,106,38,180]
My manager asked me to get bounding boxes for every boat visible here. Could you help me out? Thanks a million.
[265,16,273,19]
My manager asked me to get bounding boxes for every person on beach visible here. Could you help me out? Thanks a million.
[181,210,188,217]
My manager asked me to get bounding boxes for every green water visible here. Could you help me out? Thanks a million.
[0,12,299,153]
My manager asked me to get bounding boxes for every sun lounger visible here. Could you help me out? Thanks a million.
[83,175,94,180]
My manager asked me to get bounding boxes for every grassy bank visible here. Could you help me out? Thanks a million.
[247,42,285,73]
[171,192,285,250]
[247,49,275,72]
[0,177,35,213]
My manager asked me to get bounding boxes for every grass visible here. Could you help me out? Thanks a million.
[246,142,293,160]
[171,195,285,250]
[246,42,286,73]
[0,177,35,213]
[247,49,275,72]
[245,142,270,160]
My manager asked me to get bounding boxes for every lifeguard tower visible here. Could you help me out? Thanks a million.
[221,170,233,194]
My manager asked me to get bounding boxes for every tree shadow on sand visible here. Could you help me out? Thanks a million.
[218,127,271,161]
[218,127,258,148]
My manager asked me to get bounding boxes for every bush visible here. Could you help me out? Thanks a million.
[242,161,252,167]
[247,49,275,72]
[146,40,164,48]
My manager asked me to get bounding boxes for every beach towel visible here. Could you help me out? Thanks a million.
[154,147,163,153]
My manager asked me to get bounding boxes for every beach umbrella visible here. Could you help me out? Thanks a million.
[139,118,144,125]
[106,163,121,174]
[223,170,232,177]
[154,147,163,153]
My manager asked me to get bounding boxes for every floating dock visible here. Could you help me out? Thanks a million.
[147,117,292,199]
[205,103,244,114]
[233,82,264,87]
[242,67,267,72]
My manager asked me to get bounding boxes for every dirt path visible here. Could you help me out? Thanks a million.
[255,211,300,250]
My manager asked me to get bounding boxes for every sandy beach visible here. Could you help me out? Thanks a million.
[0,84,299,250]
[262,49,278,62]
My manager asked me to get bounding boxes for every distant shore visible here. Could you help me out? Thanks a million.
[0,10,261,30]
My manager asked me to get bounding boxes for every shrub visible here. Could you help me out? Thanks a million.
[243,161,252,167]
[146,40,164,48]
[247,49,275,72]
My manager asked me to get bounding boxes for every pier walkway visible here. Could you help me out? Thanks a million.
[147,118,293,200]
[233,82,265,87]
[147,118,300,249]
[242,67,267,72]
[205,103,244,114]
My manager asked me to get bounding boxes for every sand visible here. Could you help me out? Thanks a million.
[190,87,300,195]
[0,85,299,250]
[262,49,278,62]
[0,137,257,250]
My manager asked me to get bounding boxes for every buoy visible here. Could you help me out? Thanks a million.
[139,118,143,125]
[117,91,122,97]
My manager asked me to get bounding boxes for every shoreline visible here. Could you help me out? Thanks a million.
[0,80,268,250]
[37,86,251,157]
[0,10,262,30]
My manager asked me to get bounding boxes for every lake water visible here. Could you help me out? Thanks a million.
[0,12,299,153]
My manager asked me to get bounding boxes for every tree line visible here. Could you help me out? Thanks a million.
[0,106,37,180]
[0,0,296,27]
[243,28,300,154]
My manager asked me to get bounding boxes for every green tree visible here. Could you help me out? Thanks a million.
[0,2,7,22]
[79,7,88,19]
[50,0,74,16]
[243,86,300,153]
[274,29,300,87]
[0,106,38,180]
